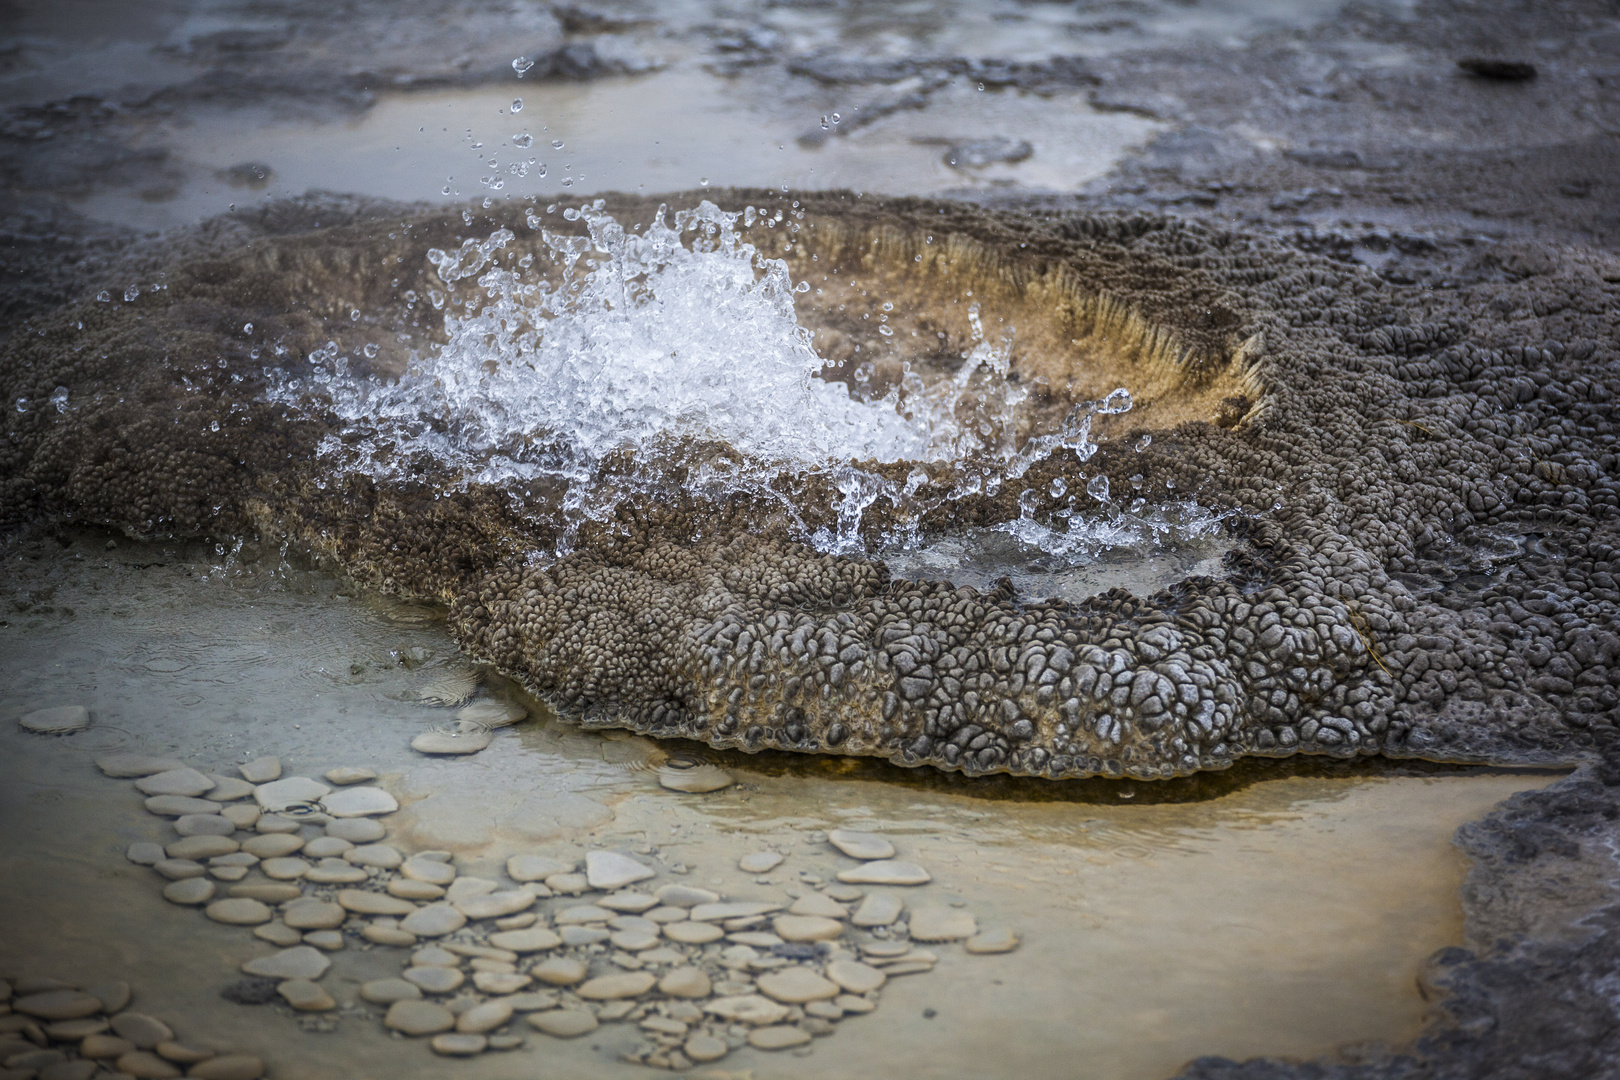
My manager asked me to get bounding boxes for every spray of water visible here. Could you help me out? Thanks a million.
[267,200,1205,561]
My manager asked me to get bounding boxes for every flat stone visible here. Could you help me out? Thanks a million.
[657,763,734,793]
[229,883,303,903]
[824,959,885,993]
[655,884,719,908]
[241,833,303,859]
[431,1033,487,1056]
[835,860,930,886]
[496,911,537,930]
[585,851,655,890]
[320,786,397,817]
[344,843,403,869]
[144,795,219,817]
[749,1024,812,1050]
[87,979,131,1012]
[305,929,345,951]
[400,903,466,937]
[559,926,609,946]
[282,898,345,930]
[162,878,216,905]
[188,1055,266,1080]
[456,1000,514,1033]
[154,1041,212,1066]
[324,817,387,842]
[126,841,166,865]
[203,776,255,801]
[658,967,712,998]
[836,993,876,1014]
[172,814,234,837]
[136,769,214,797]
[109,1013,173,1048]
[411,945,460,966]
[455,889,535,920]
[360,978,421,1004]
[338,889,417,916]
[860,940,911,958]
[153,858,205,880]
[364,923,417,946]
[852,891,903,927]
[20,705,91,734]
[456,699,526,727]
[610,929,660,951]
[389,879,444,900]
[238,756,282,783]
[400,856,457,885]
[528,965,586,990]
[13,991,101,1020]
[253,776,330,812]
[97,754,184,778]
[404,966,465,994]
[690,901,780,922]
[663,920,724,945]
[527,1009,597,1037]
[908,905,977,942]
[544,872,589,894]
[757,967,840,1003]
[728,931,784,948]
[115,1050,182,1078]
[253,814,301,834]
[506,854,573,882]
[827,829,895,860]
[964,928,1020,954]
[684,1034,729,1062]
[82,1034,138,1059]
[473,972,531,994]
[165,836,237,861]
[277,980,335,1011]
[204,898,272,925]
[824,883,864,902]
[554,904,614,925]
[789,893,847,919]
[411,729,492,755]
[739,851,784,873]
[254,921,303,946]
[303,836,353,858]
[385,1000,455,1036]
[598,891,658,913]
[772,915,844,942]
[703,994,790,1025]
[259,857,310,880]
[323,766,377,785]
[241,945,330,980]
[644,905,689,924]
[576,971,656,1000]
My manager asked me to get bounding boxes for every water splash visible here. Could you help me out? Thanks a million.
[268,201,1147,557]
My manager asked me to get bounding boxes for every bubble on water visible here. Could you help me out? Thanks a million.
[513,132,533,148]
[1135,434,1151,452]
[512,98,523,112]
[243,322,253,334]
[512,56,535,77]
[96,291,110,302]
[123,285,140,302]
[1087,474,1111,502]
[1050,477,1066,497]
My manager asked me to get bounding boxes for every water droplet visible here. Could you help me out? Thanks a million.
[513,132,533,148]
[877,324,893,336]
[551,139,564,149]
[699,176,710,187]
[512,97,523,112]
[512,56,535,77]
[563,207,581,221]
[210,419,220,432]
[831,112,841,123]
[350,309,361,321]
[14,398,26,412]
[1050,477,1066,497]
[537,164,547,177]
[881,301,893,312]
[364,343,380,358]
[1129,473,1144,490]
[1099,387,1133,414]
[243,322,253,334]
[123,285,139,302]
[96,291,110,302]
[820,115,830,129]
[50,386,69,412]
[1087,474,1111,502]
[1135,434,1151,451]
[442,185,453,195]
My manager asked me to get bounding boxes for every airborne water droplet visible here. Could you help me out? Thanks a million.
[551,139,564,149]
[1086,474,1111,502]
[699,177,710,187]
[1050,477,1066,497]
[513,132,533,148]
[123,285,140,302]
[364,343,379,358]
[243,322,253,334]
[1135,434,1152,451]
[512,56,535,77]
[512,98,523,112]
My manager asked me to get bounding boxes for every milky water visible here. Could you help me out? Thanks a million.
[0,534,1558,1080]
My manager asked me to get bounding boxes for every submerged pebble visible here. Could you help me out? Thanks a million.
[656,762,734,793]
[19,705,91,734]
[527,1009,597,1037]
[827,829,895,860]
[385,1000,455,1036]
[238,757,282,783]
[835,860,930,886]
[411,726,492,755]
[739,851,784,873]
[964,928,1020,954]
[320,786,398,817]
[585,850,656,890]
[136,769,214,798]
[907,905,977,942]
[97,754,184,778]
[322,766,377,785]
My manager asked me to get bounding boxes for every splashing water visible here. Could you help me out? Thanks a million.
[268,201,1178,560]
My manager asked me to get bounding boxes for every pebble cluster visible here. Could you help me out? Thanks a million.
[3,191,1615,779]
[0,973,264,1080]
[102,752,1015,1071]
